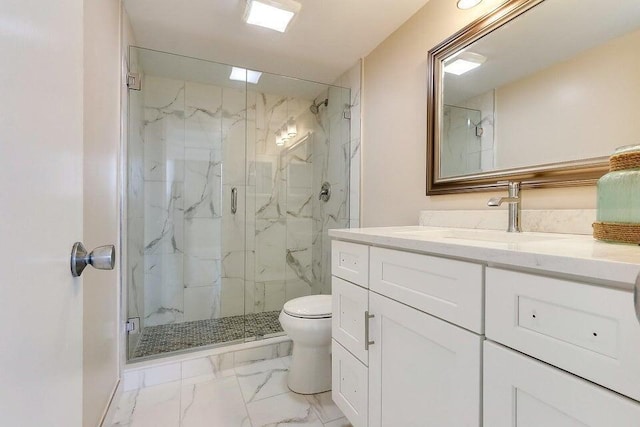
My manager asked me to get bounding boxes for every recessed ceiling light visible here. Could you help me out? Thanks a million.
[244,0,301,33]
[229,67,263,84]
[457,0,483,10]
[444,52,486,75]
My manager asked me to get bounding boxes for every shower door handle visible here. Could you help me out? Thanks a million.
[231,187,238,214]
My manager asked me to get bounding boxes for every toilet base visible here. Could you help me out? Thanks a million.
[287,342,332,394]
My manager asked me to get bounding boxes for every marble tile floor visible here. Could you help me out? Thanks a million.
[133,311,284,358]
[108,356,351,427]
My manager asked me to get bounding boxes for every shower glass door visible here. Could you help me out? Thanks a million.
[125,47,351,361]
[441,105,483,177]
[126,48,248,359]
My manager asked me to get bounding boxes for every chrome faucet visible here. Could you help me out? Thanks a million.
[487,181,522,232]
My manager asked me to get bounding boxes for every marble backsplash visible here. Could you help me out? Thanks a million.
[419,209,597,235]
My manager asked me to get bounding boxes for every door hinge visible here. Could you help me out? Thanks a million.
[125,317,140,334]
[127,72,141,91]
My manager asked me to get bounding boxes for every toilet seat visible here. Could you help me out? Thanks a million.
[283,295,332,319]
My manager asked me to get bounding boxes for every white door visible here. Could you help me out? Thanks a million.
[368,293,482,427]
[484,341,640,426]
[1,1,84,425]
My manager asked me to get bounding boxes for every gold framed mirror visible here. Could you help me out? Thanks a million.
[426,0,640,195]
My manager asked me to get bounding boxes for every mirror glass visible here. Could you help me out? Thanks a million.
[431,0,640,190]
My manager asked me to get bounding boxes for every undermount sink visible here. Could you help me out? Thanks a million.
[397,228,573,244]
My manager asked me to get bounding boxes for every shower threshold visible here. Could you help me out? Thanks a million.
[132,310,283,359]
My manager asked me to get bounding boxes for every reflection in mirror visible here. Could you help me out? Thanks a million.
[429,0,640,193]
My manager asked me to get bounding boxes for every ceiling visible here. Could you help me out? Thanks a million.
[444,0,640,104]
[123,0,431,84]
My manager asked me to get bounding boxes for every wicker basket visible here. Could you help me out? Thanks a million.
[593,222,640,244]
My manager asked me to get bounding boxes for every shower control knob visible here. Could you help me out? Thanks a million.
[70,242,116,277]
[319,182,331,202]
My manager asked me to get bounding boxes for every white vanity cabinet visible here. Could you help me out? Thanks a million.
[330,229,640,427]
[484,341,640,426]
[331,241,483,427]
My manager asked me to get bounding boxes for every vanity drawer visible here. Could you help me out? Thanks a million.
[332,339,368,427]
[369,247,484,333]
[332,240,369,288]
[486,267,640,401]
[332,276,369,364]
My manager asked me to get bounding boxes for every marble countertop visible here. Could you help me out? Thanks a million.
[329,226,640,289]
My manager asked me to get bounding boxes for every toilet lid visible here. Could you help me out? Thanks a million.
[283,295,332,318]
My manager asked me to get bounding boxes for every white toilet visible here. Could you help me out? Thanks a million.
[279,294,332,394]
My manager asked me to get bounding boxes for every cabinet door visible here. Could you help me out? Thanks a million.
[332,276,369,364]
[332,340,368,427]
[484,341,640,426]
[368,293,482,427]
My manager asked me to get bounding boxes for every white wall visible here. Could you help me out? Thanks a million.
[362,0,597,227]
[82,0,122,425]
[495,28,640,169]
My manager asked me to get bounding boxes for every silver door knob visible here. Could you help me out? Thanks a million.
[70,242,115,277]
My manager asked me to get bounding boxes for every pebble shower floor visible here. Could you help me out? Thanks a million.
[133,311,284,358]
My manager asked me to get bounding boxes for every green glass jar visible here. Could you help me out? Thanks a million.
[596,145,640,224]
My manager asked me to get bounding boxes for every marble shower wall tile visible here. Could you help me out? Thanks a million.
[183,255,221,288]
[143,78,185,183]
[127,217,145,320]
[184,147,222,220]
[140,75,238,326]
[184,285,221,322]
[184,81,222,150]
[221,278,245,317]
[134,68,360,332]
[183,217,220,255]
[144,253,184,326]
[263,280,286,311]
[221,87,246,186]
[144,181,184,255]
[255,219,286,282]
[308,79,353,296]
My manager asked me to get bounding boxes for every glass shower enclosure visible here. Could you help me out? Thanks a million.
[125,47,351,360]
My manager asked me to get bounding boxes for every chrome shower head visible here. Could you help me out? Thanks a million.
[310,98,328,114]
